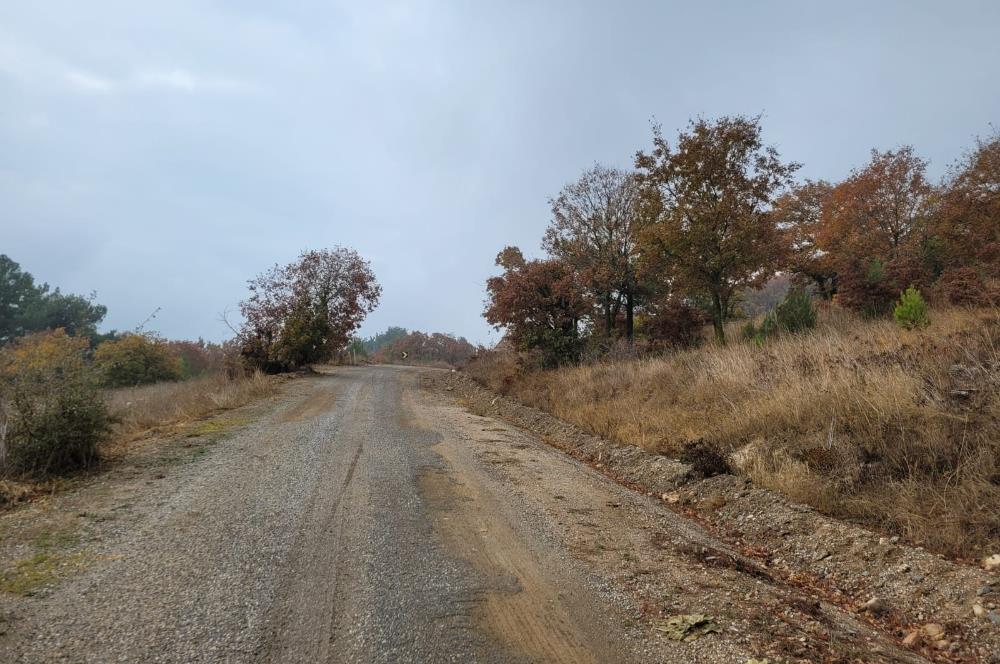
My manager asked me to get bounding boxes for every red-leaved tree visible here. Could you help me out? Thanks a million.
[484,246,589,366]
[933,133,1000,279]
[817,147,934,314]
[238,248,381,372]
[636,115,798,343]
[772,180,837,299]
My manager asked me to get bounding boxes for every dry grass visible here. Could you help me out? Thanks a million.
[0,371,279,507]
[104,371,279,443]
[468,305,1000,557]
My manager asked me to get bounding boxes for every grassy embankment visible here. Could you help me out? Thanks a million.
[469,305,999,558]
[104,371,277,443]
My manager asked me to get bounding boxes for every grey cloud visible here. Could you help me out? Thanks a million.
[2,0,999,343]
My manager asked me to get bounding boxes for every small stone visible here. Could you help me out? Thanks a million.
[902,630,921,647]
[934,639,949,650]
[973,604,986,618]
[977,584,993,596]
[862,597,889,616]
[989,610,1000,626]
[922,623,945,640]
[984,554,1000,571]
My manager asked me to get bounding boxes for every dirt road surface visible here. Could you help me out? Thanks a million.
[0,366,940,662]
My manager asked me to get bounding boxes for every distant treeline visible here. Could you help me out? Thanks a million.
[350,327,478,367]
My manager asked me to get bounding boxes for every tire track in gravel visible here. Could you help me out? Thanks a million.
[257,389,365,664]
[0,373,365,663]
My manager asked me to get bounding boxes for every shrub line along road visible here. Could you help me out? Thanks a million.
[1,366,934,662]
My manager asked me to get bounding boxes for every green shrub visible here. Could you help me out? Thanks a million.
[741,317,771,345]
[93,333,183,387]
[893,287,930,330]
[741,288,815,344]
[0,330,111,476]
[740,320,762,344]
[773,288,817,333]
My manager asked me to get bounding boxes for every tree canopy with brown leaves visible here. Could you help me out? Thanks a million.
[636,115,799,342]
[933,132,1000,273]
[772,180,837,299]
[238,248,381,372]
[544,165,645,340]
[484,246,588,365]
[816,147,934,313]
[817,146,932,262]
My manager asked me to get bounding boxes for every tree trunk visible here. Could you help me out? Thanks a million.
[624,288,634,341]
[711,290,726,344]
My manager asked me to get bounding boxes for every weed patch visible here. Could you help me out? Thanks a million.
[184,418,251,439]
[0,550,89,596]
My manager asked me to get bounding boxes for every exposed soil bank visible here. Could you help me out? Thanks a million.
[427,369,1000,663]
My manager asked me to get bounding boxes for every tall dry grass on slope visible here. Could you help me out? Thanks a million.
[470,306,1000,557]
[105,371,279,442]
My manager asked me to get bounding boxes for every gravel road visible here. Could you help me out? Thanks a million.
[0,366,938,662]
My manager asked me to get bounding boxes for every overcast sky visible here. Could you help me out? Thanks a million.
[2,1,998,344]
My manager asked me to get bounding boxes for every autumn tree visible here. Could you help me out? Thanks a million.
[772,180,837,299]
[544,165,646,340]
[817,147,934,314]
[165,339,227,378]
[818,147,932,260]
[484,247,589,366]
[635,116,798,343]
[639,298,706,350]
[94,334,184,387]
[932,132,1000,274]
[238,248,381,372]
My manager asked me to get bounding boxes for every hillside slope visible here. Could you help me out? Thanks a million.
[468,306,1000,559]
